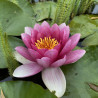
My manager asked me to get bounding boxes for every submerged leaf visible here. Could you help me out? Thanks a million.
[0,36,24,69]
[53,0,76,24]
[0,27,20,75]
[78,0,95,14]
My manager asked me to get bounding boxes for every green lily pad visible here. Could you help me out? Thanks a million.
[32,1,56,22]
[72,46,81,50]
[61,46,98,98]
[0,0,36,35]
[82,32,98,46]
[0,81,56,98]
[8,0,34,16]
[69,15,98,38]
[0,36,24,68]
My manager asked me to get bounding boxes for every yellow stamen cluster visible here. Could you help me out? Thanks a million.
[35,37,58,49]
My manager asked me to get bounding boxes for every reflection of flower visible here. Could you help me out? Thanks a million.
[13,21,86,97]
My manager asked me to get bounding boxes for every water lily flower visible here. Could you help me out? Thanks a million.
[13,21,86,97]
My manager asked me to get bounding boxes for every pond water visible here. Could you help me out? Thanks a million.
[92,4,98,14]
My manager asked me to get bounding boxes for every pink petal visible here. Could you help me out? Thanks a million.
[28,49,42,60]
[54,43,61,52]
[14,51,32,64]
[69,33,81,50]
[25,27,33,36]
[60,28,64,40]
[40,25,51,38]
[34,23,41,32]
[31,29,38,44]
[59,23,66,31]
[44,49,58,61]
[62,26,70,46]
[31,29,38,38]
[37,57,52,68]
[13,62,43,78]
[51,56,66,67]
[21,33,32,48]
[41,21,50,28]
[15,46,33,61]
[38,49,48,56]
[31,44,38,51]
[37,32,44,40]
[59,39,71,57]
[65,49,86,64]
[42,67,66,97]
[51,24,60,41]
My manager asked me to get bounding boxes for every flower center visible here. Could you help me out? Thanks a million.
[35,37,59,49]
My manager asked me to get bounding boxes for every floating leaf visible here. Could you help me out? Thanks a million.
[72,46,81,50]
[69,15,98,38]
[82,32,98,46]
[0,81,56,98]
[62,46,98,98]
[0,0,36,35]
[32,1,56,22]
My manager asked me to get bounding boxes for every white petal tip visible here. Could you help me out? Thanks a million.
[42,67,66,98]
[14,51,32,64]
